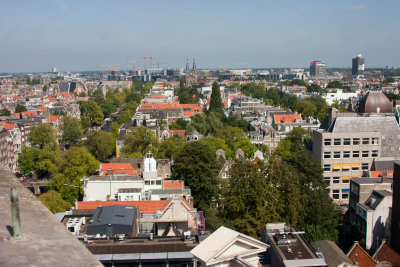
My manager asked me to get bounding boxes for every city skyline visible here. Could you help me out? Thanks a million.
[1,0,399,72]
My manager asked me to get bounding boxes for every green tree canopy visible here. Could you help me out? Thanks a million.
[156,136,187,159]
[326,81,343,89]
[0,108,11,116]
[85,130,115,161]
[209,81,223,114]
[172,141,221,210]
[223,160,281,238]
[15,103,27,113]
[39,190,72,213]
[80,100,104,126]
[49,146,99,204]
[123,126,159,157]
[28,123,58,150]
[215,126,249,151]
[59,116,83,147]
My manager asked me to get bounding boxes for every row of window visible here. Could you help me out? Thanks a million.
[144,180,162,185]
[324,150,378,159]
[324,137,379,146]
[324,176,353,184]
[332,190,349,200]
[324,163,368,172]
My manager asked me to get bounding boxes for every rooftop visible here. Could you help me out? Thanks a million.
[0,164,102,266]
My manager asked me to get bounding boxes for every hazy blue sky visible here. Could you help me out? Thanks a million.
[1,0,399,72]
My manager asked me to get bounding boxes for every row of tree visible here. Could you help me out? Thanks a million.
[171,127,341,242]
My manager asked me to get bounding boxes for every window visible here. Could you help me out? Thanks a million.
[372,137,379,145]
[324,139,332,146]
[343,151,350,158]
[324,152,331,159]
[156,180,161,185]
[362,163,369,170]
[353,138,360,145]
[342,193,349,199]
[333,190,340,199]
[324,164,331,172]
[362,138,370,145]
[391,147,395,151]
[324,177,331,184]
[342,164,350,171]
[334,151,341,158]
[334,138,341,145]
[382,135,386,140]
[372,150,378,157]
[353,151,360,158]
[362,151,369,157]
[352,164,360,170]
[145,181,150,185]
[344,138,351,145]
[333,177,340,184]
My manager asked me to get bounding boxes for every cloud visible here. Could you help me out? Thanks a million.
[347,4,368,11]
[53,0,74,17]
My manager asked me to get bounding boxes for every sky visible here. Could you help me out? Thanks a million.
[0,0,399,72]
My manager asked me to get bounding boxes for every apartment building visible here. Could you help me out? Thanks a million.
[312,92,400,204]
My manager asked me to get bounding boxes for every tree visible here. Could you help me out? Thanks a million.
[172,141,221,210]
[15,103,27,113]
[59,116,83,147]
[190,113,208,135]
[38,190,72,213]
[224,160,281,238]
[42,84,48,92]
[17,146,35,174]
[209,81,223,114]
[199,137,233,158]
[307,83,323,93]
[156,136,187,159]
[85,130,115,161]
[326,81,343,89]
[206,112,223,135]
[215,126,248,151]
[49,146,99,204]
[272,127,341,242]
[80,100,104,126]
[123,126,159,157]
[0,108,11,116]
[295,100,317,119]
[28,123,58,150]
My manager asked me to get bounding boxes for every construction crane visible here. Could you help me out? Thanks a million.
[126,58,142,75]
[97,64,120,79]
[233,62,248,69]
[153,62,167,69]
[139,56,158,70]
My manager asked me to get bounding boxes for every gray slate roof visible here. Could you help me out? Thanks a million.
[86,205,136,236]
[329,116,400,158]
[311,240,354,267]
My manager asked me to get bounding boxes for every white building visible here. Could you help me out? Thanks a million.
[355,189,392,251]
[323,89,360,105]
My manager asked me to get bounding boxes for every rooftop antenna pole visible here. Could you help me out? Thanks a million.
[10,187,21,239]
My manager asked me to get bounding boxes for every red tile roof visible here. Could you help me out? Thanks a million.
[168,130,186,139]
[3,123,15,130]
[370,170,394,178]
[163,180,184,189]
[14,111,37,118]
[347,242,377,267]
[100,163,134,176]
[274,114,301,124]
[76,200,168,213]
[37,106,47,111]
[373,242,400,266]
[46,115,59,123]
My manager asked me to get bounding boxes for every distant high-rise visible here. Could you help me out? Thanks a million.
[352,54,365,76]
[52,67,57,73]
[310,60,326,77]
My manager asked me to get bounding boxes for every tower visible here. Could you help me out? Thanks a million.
[352,54,365,76]
[310,60,326,77]
[185,58,197,87]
